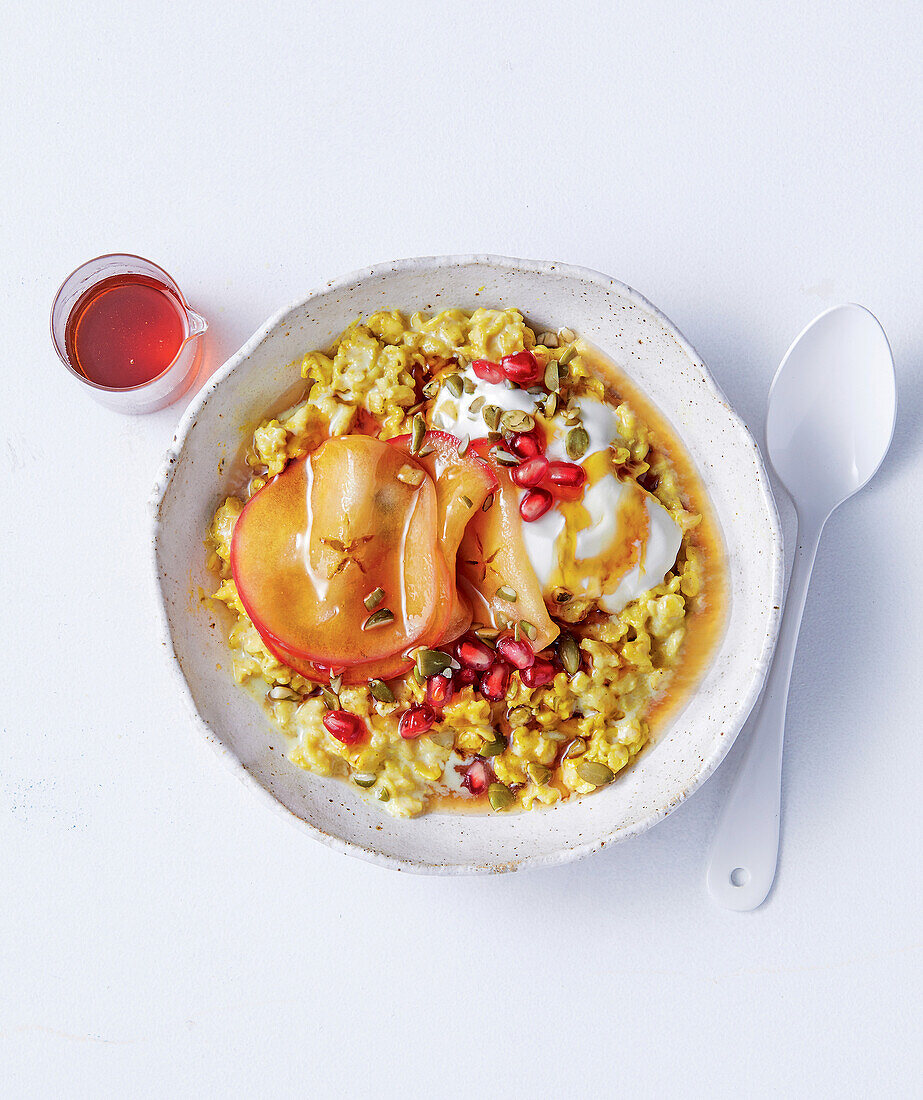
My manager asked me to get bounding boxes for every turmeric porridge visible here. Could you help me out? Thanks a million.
[205,308,725,817]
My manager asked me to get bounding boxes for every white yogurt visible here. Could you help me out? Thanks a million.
[544,397,624,461]
[431,374,624,466]
[430,377,535,433]
[439,751,473,795]
[520,507,565,588]
[520,473,682,614]
[595,484,683,613]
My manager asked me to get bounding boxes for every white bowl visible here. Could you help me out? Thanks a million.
[150,256,783,874]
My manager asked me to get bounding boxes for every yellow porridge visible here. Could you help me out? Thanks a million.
[205,308,724,817]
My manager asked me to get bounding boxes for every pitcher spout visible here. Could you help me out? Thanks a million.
[186,309,208,338]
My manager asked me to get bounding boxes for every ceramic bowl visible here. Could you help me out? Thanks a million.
[150,256,783,874]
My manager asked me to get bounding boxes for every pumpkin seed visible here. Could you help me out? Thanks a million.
[267,685,300,701]
[321,688,339,710]
[363,587,385,611]
[363,608,395,629]
[480,734,508,758]
[558,343,576,366]
[397,463,425,487]
[487,431,502,443]
[368,679,395,703]
[564,737,587,759]
[507,705,531,726]
[526,386,545,396]
[577,760,615,786]
[513,621,521,641]
[490,447,520,466]
[488,783,514,811]
[422,378,441,398]
[410,413,426,454]
[474,627,499,644]
[377,787,391,802]
[461,494,473,508]
[446,373,464,398]
[353,773,377,788]
[566,426,590,460]
[496,585,518,602]
[329,674,343,695]
[500,410,534,433]
[463,377,476,393]
[528,762,552,786]
[415,648,453,678]
[481,404,502,431]
[430,728,455,749]
[559,633,581,675]
[542,392,557,418]
[519,620,536,640]
[482,493,495,512]
[544,359,560,392]
[469,396,486,414]
[417,443,435,457]
[457,434,470,457]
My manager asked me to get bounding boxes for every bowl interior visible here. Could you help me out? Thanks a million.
[151,257,782,873]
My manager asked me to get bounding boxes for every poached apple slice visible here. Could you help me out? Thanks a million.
[388,430,498,646]
[458,445,559,652]
[231,435,441,668]
[259,552,458,685]
[387,430,499,551]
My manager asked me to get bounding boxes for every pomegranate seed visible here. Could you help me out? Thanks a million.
[426,672,454,711]
[480,662,510,701]
[546,461,587,489]
[508,428,545,459]
[455,636,495,671]
[496,636,535,670]
[323,710,366,745]
[500,350,542,386]
[472,358,504,384]
[462,759,491,795]
[520,658,556,688]
[399,703,436,739]
[511,455,549,488]
[456,667,478,687]
[519,487,553,521]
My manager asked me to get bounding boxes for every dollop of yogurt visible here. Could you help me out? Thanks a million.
[431,373,625,458]
[521,474,682,614]
[430,376,535,433]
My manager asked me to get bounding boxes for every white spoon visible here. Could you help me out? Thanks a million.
[707,304,896,911]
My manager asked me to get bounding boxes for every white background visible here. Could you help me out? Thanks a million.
[2,2,921,1096]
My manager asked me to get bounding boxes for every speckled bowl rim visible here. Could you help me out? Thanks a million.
[149,255,784,874]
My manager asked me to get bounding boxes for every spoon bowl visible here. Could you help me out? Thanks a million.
[766,304,896,517]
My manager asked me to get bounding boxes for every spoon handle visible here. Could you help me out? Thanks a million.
[706,516,824,910]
